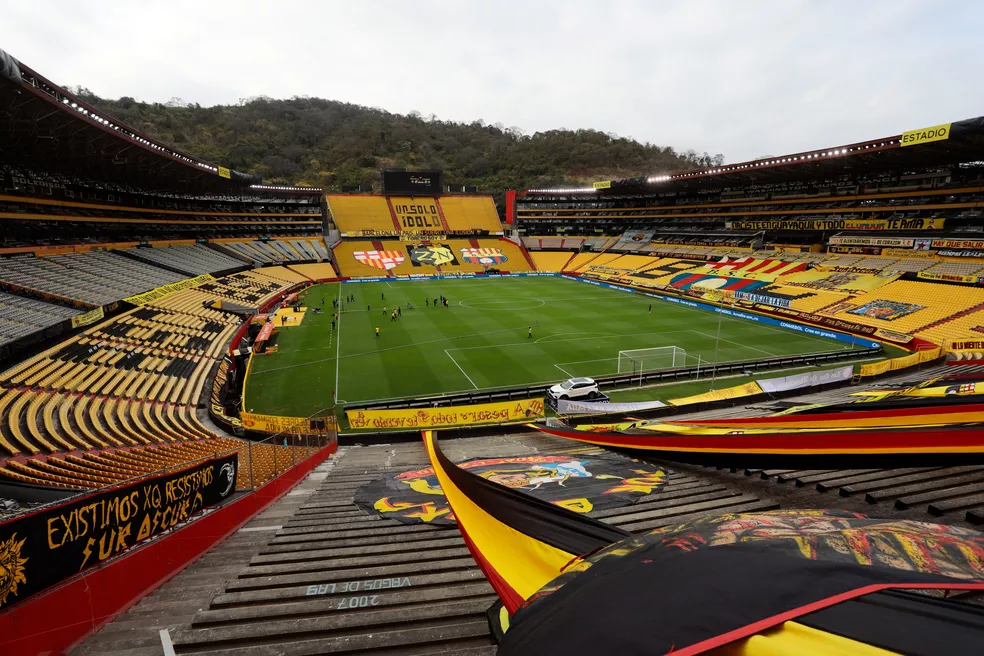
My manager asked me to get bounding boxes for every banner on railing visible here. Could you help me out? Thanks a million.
[240,411,336,435]
[555,398,666,414]
[347,398,545,430]
[70,307,105,329]
[668,381,763,406]
[0,452,237,611]
[951,340,984,351]
[124,274,215,306]
[859,348,940,377]
[757,365,855,394]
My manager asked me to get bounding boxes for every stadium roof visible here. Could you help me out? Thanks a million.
[0,48,318,195]
[525,115,984,196]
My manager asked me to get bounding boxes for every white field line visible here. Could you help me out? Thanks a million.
[445,349,479,389]
[554,363,575,377]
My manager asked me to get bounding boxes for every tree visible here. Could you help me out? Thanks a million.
[79,91,714,198]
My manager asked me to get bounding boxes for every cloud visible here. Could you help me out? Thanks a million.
[2,0,981,162]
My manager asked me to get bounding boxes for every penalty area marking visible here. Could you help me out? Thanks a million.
[445,349,478,389]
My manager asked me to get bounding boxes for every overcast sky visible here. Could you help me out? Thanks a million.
[2,0,982,162]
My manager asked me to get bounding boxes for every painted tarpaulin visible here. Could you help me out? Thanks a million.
[497,510,984,656]
[0,452,238,610]
[554,398,666,414]
[355,451,667,526]
[421,431,630,613]
[668,272,769,292]
[757,364,854,393]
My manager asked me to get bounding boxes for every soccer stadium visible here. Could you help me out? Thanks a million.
[3,40,984,656]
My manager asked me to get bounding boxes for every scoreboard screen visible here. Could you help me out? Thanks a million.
[382,170,443,195]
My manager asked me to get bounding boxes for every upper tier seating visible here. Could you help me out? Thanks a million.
[0,251,185,306]
[327,195,503,235]
[433,196,503,233]
[217,239,327,265]
[0,292,82,346]
[125,244,245,276]
[327,195,396,234]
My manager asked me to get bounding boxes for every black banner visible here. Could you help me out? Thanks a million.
[355,454,666,526]
[406,243,458,267]
[0,453,237,610]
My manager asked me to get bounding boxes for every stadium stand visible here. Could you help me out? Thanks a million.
[333,237,531,277]
[0,292,82,346]
[123,243,246,276]
[327,194,503,236]
[529,251,576,272]
[288,262,338,281]
[0,251,184,306]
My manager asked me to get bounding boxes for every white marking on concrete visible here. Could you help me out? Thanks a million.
[238,525,284,532]
[160,629,176,656]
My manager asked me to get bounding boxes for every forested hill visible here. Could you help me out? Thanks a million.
[76,89,724,197]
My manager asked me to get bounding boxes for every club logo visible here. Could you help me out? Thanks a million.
[459,247,507,265]
[354,250,405,271]
[0,533,28,608]
[409,245,455,266]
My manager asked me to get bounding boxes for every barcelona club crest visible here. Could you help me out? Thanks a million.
[407,244,456,266]
[354,454,667,525]
[460,247,507,266]
[354,250,405,271]
[0,532,28,608]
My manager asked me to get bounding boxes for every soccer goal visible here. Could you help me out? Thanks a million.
[617,346,688,378]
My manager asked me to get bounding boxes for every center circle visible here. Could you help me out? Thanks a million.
[458,298,546,311]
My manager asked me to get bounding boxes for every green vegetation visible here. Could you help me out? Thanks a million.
[74,88,722,201]
[243,277,869,424]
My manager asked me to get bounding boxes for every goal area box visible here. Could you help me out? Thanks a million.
[617,346,687,375]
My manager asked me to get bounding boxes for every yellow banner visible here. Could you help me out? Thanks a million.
[240,412,337,435]
[668,381,763,406]
[124,274,215,306]
[70,307,105,329]
[951,340,984,351]
[218,166,231,179]
[900,122,951,147]
[592,180,612,189]
[859,359,892,377]
[918,271,980,284]
[399,232,446,242]
[882,247,937,258]
[890,352,922,371]
[727,218,945,231]
[347,398,545,430]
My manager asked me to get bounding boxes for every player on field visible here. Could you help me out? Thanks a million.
[528,326,533,339]
[375,326,380,338]
[397,307,402,317]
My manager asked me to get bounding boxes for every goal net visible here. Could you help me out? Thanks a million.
[617,346,687,375]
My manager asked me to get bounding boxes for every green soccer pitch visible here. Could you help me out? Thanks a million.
[242,276,863,419]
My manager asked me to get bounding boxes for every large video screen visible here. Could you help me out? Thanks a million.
[382,170,443,195]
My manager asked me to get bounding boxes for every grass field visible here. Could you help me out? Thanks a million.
[244,276,864,419]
